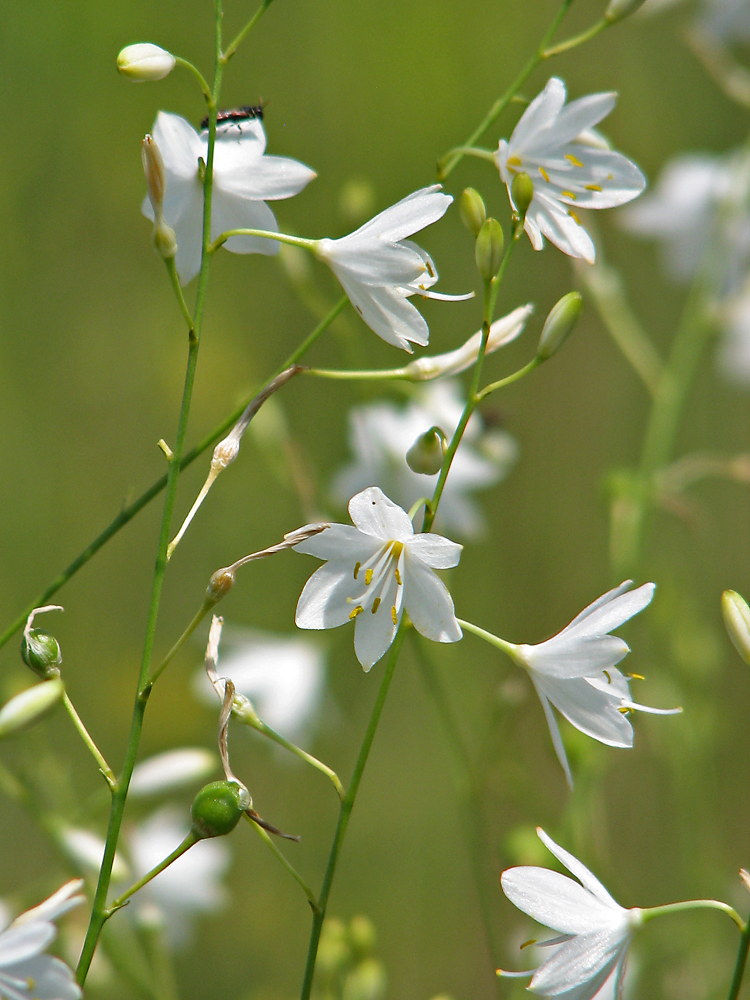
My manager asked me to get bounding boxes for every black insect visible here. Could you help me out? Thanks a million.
[200,105,264,130]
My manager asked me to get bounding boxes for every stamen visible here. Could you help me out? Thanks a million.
[349,605,364,619]
[394,567,402,586]
[365,568,374,586]
[391,606,398,625]
[585,184,602,192]
[520,939,536,950]
[372,597,381,614]
[538,166,550,183]
[507,155,522,167]
[568,210,581,225]
[561,190,576,199]
[565,154,584,167]
[603,670,612,684]
[618,706,631,715]
[353,561,361,580]
[628,672,645,680]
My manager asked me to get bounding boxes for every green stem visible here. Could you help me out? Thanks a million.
[437,0,576,181]
[222,0,275,63]
[164,257,195,334]
[108,832,199,915]
[727,917,750,1000]
[457,618,517,659]
[476,357,541,402]
[173,57,212,103]
[541,17,608,57]
[61,691,116,788]
[245,813,320,911]
[210,229,315,254]
[288,296,348,365]
[147,599,214,687]
[640,899,745,932]
[252,720,344,800]
[304,366,409,381]
[298,623,408,1000]
[75,4,225,984]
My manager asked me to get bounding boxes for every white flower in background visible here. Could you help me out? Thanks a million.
[294,487,463,671]
[58,827,129,881]
[314,185,472,351]
[127,807,229,948]
[143,111,316,284]
[0,880,85,1000]
[332,380,519,539]
[718,284,750,383]
[129,748,218,798]
[499,827,641,1000]
[503,581,680,786]
[192,626,325,740]
[640,0,750,42]
[495,77,646,263]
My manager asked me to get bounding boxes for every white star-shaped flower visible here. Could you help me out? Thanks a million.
[495,78,646,263]
[0,880,85,1000]
[499,827,642,1000]
[331,380,518,539]
[143,112,316,284]
[293,487,463,670]
[314,185,472,352]
[499,581,680,786]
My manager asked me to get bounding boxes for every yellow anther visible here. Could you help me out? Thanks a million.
[507,155,522,167]
[394,567,402,586]
[603,670,612,684]
[618,706,631,715]
[372,597,381,614]
[561,190,576,200]
[585,184,602,192]
[538,166,550,183]
[607,173,613,180]
[365,568,374,586]
[391,606,398,625]
[520,939,536,951]
[349,605,364,619]
[628,672,645,680]
[565,154,584,167]
[568,210,581,225]
[391,540,404,559]
[353,561,361,580]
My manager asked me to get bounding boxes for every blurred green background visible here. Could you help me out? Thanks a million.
[1,0,750,997]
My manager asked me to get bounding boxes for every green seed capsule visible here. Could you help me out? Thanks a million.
[459,188,486,237]
[21,629,62,679]
[537,291,583,360]
[722,590,750,666]
[190,780,249,839]
[475,218,504,282]
[511,172,534,222]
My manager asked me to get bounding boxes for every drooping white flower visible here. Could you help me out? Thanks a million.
[0,880,85,1000]
[127,807,229,948]
[294,487,463,671]
[143,112,316,284]
[499,581,680,786]
[331,381,518,539]
[495,78,646,263]
[499,827,641,1000]
[192,625,325,739]
[314,185,472,352]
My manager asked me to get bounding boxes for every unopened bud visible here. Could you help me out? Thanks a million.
[117,43,176,82]
[459,188,486,237]
[406,427,445,475]
[722,590,750,665]
[511,172,534,222]
[207,567,236,604]
[605,0,647,22]
[349,915,377,957]
[22,607,64,678]
[142,135,166,214]
[475,218,504,282]
[342,958,387,1000]
[190,779,249,839]
[537,291,583,360]
[0,679,64,738]
[152,218,178,259]
[740,868,750,895]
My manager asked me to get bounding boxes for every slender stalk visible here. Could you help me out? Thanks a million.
[251,720,344,800]
[640,899,745,931]
[457,618,516,658]
[305,366,409,381]
[541,17,608,57]
[173,57,212,103]
[61,691,116,788]
[108,832,199,915]
[298,623,408,1000]
[437,0,576,181]
[76,4,225,983]
[210,229,315,254]
[147,599,214,687]
[245,814,320,911]
[727,917,750,1000]
[164,257,195,334]
[222,0,275,64]
[476,357,541,402]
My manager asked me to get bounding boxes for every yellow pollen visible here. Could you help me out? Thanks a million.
[353,561,361,580]
[618,706,631,715]
[391,540,404,559]
[628,672,645,680]
[565,154,584,167]
[371,597,381,614]
[507,155,522,167]
[391,606,398,625]
[394,566,402,586]
[561,190,576,200]
[603,670,612,684]
[568,210,581,225]
[349,605,364,619]
[538,166,550,183]
[520,939,536,951]
[365,568,374,586]
[585,184,603,192]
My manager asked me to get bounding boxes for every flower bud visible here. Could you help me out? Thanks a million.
[117,43,176,82]
[475,218,504,282]
[142,135,166,215]
[190,779,250,839]
[317,917,351,974]
[605,0,647,22]
[406,427,445,475]
[0,679,64,738]
[722,590,750,665]
[511,172,534,221]
[206,567,236,604]
[537,291,583,360]
[342,959,387,1000]
[152,218,178,259]
[349,915,377,957]
[21,629,62,678]
[459,188,486,237]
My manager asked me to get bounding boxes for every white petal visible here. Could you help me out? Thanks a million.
[535,675,634,747]
[211,118,266,172]
[348,487,414,541]
[129,748,217,798]
[354,185,452,244]
[353,570,402,670]
[295,562,362,629]
[170,187,205,285]
[0,924,55,968]
[531,929,627,994]
[319,239,429,286]
[294,523,380,562]
[7,955,81,1000]
[219,153,316,201]
[152,113,204,180]
[524,635,630,679]
[13,882,85,926]
[211,189,280,256]
[532,193,597,263]
[534,683,573,787]
[406,533,462,569]
[562,583,654,641]
[500,868,619,935]
[510,78,567,155]
[334,271,429,351]
[402,551,461,643]
[563,581,635,631]
[540,92,617,149]
[535,829,622,909]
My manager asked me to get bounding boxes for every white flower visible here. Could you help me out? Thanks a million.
[0,880,85,1000]
[506,581,680,786]
[127,807,229,948]
[314,185,471,352]
[641,0,750,42]
[495,78,646,263]
[143,112,316,284]
[192,625,325,739]
[294,487,463,671]
[129,748,218,798]
[331,380,518,539]
[499,827,641,1000]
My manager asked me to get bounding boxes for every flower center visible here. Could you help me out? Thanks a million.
[347,539,405,621]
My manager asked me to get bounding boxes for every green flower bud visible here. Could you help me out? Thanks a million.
[474,218,504,282]
[537,291,583,360]
[0,679,64,738]
[349,915,377,957]
[117,43,176,82]
[405,426,445,475]
[605,0,647,22]
[511,172,534,222]
[190,780,249,839]
[317,917,352,975]
[722,590,750,666]
[459,188,486,237]
[342,958,387,1000]
[21,629,62,678]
